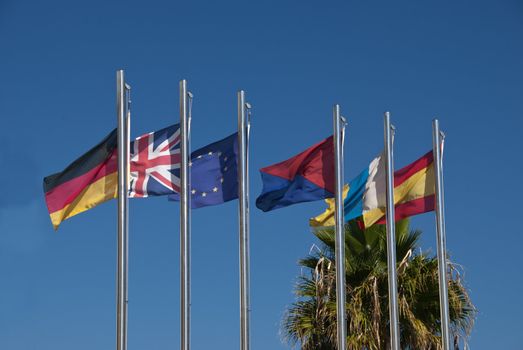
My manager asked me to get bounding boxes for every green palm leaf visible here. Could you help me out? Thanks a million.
[282,220,476,350]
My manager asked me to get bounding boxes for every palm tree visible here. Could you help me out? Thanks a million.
[283,220,475,350]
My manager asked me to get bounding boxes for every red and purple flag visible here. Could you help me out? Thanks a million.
[255,136,335,212]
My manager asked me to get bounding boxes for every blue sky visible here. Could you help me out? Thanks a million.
[1,0,522,349]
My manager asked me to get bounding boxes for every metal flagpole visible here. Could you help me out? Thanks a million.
[384,112,400,350]
[180,79,191,350]
[333,104,347,350]
[432,119,451,350]
[124,82,131,350]
[116,70,130,350]
[238,91,252,350]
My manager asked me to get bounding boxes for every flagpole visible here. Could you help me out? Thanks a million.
[333,104,347,350]
[238,91,251,350]
[124,82,131,350]
[384,111,400,350]
[180,79,191,350]
[116,70,130,350]
[432,119,451,350]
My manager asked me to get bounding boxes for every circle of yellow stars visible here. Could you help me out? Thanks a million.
[188,150,229,198]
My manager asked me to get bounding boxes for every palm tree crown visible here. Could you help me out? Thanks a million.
[283,220,475,350]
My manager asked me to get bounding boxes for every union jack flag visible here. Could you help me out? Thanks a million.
[129,124,181,198]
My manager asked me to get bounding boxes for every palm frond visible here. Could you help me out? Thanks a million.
[282,220,476,350]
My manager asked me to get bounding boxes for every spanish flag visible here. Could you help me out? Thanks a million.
[310,150,435,228]
[43,130,118,229]
[362,150,435,228]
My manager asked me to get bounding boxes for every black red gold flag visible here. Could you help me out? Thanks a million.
[43,130,118,229]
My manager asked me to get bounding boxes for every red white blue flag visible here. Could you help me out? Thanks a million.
[129,124,181,198]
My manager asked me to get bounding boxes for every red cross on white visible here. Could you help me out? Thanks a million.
[129,128,181,198]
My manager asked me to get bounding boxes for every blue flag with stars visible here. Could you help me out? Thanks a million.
[169,133,239,208]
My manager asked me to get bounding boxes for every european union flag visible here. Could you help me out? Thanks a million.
[169,133,239,208]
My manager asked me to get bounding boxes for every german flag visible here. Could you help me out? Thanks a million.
[43,129,119,229]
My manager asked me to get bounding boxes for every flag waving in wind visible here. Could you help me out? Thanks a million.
[310,150,435,228]
[129,124,181,197]
[43,124,183,229]
[255,136,334,212]
[43,129,118,229]
[169,133,239,208]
